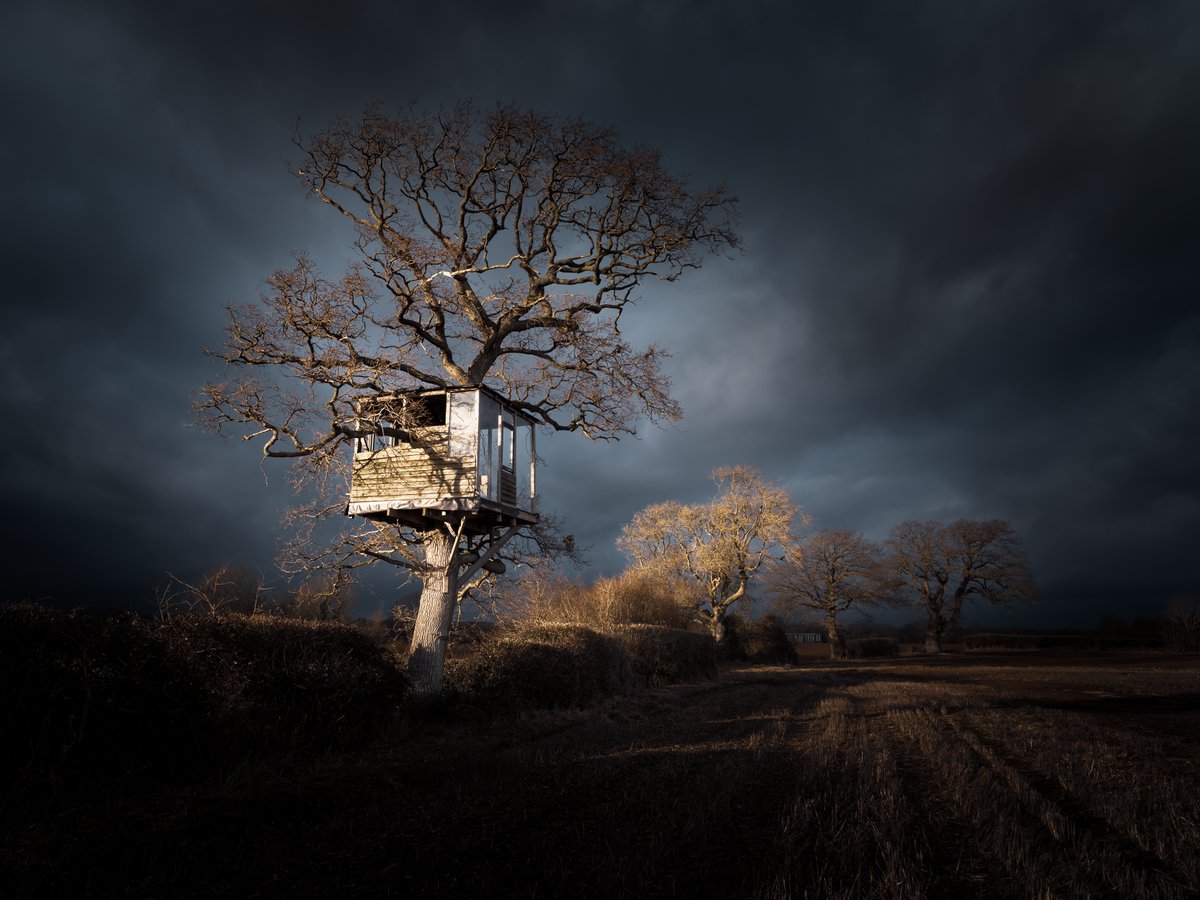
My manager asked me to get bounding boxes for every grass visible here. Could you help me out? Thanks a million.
[3,607,1199,898]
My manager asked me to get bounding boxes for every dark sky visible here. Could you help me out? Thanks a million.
[3,0,1198,628]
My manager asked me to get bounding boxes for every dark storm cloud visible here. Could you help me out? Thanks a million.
[0,0,319,602]
[2,0,1197,626]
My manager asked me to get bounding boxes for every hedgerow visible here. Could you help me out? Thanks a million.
[444,623,633,711]
[1,603,408,818]
[845,636,900,658]
[444,621,718,711]
[605,623,718,685]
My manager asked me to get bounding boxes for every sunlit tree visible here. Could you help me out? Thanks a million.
[618,466,804,641]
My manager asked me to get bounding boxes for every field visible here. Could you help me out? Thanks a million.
[7,652,1200,898]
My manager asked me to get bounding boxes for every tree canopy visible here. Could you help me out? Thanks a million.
[201,102,739,461]
[767,529,896,658]
[619,466,804,641]
[887,519,1034,652]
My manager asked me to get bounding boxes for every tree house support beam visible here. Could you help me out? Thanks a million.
[458,520,522,585]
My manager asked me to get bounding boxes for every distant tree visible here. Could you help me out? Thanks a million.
[886,519,1033,653]
[1163,595,1200,652]
[618,466,805,642]
[197,103,738,699]
[767,529,898,659]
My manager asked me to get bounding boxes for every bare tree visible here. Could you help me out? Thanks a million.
[1163,595,1200,652]
[198,103,738,698]
[767,529,897,659]
[887,519,1033,653]
[618,466,804,642]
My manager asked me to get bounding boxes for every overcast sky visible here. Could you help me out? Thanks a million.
[3,0,1198,628]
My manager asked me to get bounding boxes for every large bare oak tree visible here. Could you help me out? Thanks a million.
[887,519,1034,652]
[198,103,738,697]
[767,529,897,658]
[618,466,803,641]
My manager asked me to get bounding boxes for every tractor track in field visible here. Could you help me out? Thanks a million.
[936,706,1195,899]
[873,706,1003,899]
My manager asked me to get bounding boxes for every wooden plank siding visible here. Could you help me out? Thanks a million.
[350,442,477,506]
[500,468,517,507]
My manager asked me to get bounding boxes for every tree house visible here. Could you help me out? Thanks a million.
[347,386,538,535]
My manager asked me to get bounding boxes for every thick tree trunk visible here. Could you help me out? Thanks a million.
[407,530,457,701]
[709,614,725,644]
[826,611,845,659]
[925,616,944,654]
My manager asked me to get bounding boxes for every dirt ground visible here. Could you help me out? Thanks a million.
[9,652,1200,898]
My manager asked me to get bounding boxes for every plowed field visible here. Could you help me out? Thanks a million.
[11,654,1200,898]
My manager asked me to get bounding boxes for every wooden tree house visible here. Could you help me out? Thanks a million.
[347,386,538,537]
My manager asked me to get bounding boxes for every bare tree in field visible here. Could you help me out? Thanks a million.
[887,519,1033,653]
[767,529,897,659]
[1163,595,1200,652]
[618,466,804,642]
[198,103,739,698]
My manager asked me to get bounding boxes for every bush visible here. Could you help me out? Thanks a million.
[444,623,633,712]
[605,624,717,685]
[494,571,695,629]
[588,573,695,628]
[844,636,899,658]
[722,614,795,664]
[445,620,719,712]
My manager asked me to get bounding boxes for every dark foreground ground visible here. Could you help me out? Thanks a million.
[7,652,1200,899]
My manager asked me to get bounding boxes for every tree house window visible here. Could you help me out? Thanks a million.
[406,392,447,428]
[500,420,517,506]
[501,422,515,469]
[478,393,500,501]
[448,392,477,457]
[354,392,451,453]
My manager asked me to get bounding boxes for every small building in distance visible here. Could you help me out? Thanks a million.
[783,627,827,645]
[347,386,537,535]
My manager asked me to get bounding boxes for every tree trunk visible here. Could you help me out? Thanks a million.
[709,614,725,644]
[826,611,845,659]
[924,616,943,654]
[407,530,457,701]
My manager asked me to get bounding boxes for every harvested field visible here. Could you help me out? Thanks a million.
[6,653,1199,898]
